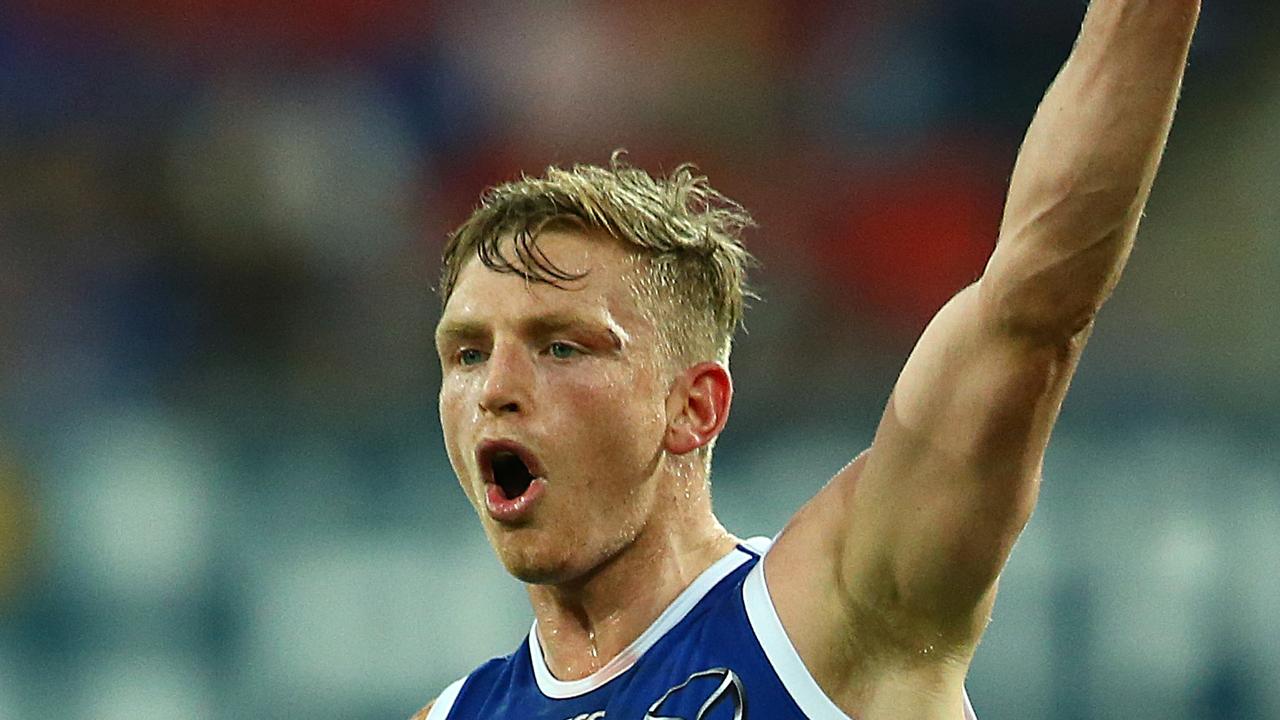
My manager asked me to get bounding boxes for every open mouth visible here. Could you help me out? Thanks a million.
[490,450,535,500]
[476,439,545,505]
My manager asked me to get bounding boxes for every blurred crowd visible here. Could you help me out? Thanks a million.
[1,2,1277,719]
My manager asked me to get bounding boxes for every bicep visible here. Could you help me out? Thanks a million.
[839,282,1086,631]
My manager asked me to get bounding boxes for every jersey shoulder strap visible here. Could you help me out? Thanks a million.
[423,674,465,720]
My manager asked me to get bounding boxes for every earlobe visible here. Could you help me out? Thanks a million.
[663,362,733,456]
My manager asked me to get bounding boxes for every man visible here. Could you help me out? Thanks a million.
[415,2,1201,718]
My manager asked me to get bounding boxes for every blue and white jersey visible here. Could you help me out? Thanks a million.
[427,538,978,720]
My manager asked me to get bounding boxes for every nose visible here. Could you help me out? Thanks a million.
[478,342,531,415]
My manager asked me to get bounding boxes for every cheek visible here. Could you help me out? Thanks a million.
[565,373,667,462]
[438,382,474,475]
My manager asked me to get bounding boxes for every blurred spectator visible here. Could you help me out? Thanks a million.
[0,2,1276,719]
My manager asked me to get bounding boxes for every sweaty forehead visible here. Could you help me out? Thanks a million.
[439,230,652,336]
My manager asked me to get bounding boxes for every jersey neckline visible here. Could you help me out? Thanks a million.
[527,541,759,700]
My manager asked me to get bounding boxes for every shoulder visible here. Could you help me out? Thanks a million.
[408,700,434,720]
[409,666,488,720]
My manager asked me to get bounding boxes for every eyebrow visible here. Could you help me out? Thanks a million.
[435,312,628,350]
[434,319,488,346]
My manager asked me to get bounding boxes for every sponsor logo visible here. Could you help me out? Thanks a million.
[645,668,747,720]
[557,668,747,720]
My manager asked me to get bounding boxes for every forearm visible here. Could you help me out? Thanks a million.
[983,0,1200,341]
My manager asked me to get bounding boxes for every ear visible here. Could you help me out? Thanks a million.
[663,361,733,456]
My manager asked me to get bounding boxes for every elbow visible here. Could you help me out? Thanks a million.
[984,187,1138,344]
[979,249,1113,348]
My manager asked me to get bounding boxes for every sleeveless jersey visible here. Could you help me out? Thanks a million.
[427,538,979,720]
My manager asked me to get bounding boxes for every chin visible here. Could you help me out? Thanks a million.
[505,562,569,586]
[487,527,581,585]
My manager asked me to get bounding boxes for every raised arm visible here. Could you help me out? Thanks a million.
[985,0,1201,342]
[766,0,1201,707]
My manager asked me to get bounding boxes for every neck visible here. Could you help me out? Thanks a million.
[527,502,736,681]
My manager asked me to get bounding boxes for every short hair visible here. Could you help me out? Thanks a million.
[439,153,758,367]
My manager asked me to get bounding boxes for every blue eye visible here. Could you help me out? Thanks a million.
[458,348,487,366]
[548,342,578,359]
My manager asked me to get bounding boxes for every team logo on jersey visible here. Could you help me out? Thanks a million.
[645,668,747,720]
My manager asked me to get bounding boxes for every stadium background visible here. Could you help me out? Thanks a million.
[1,1,1277,719]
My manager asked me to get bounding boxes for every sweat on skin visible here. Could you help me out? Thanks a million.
[417,2,1202,717]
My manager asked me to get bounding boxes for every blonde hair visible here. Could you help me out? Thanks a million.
[440,153,757,366]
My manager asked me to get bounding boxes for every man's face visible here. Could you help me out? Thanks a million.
[436,230,673,584]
